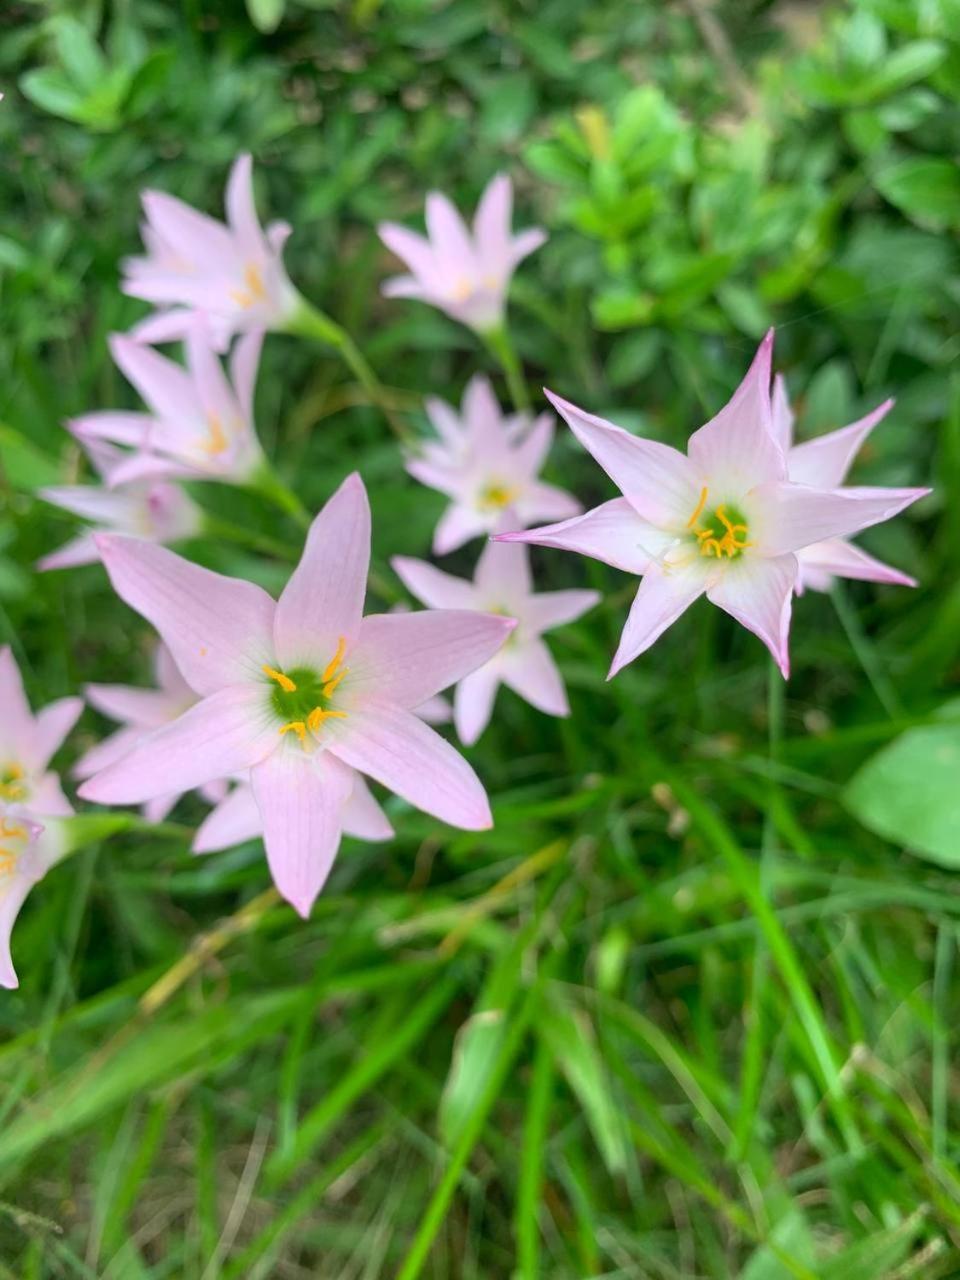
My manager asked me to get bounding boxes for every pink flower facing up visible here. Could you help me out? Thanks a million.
[123,154,297,349]
[75,643,227,825]
[496,332,929,679]
[70,325,266,488]
[0,647,83,988]
[772,376,919,596]
[38,439,201,572]
[378,173,546,334]
[394,540,598,745]
[407,376,581,555]
[78,474,515,917]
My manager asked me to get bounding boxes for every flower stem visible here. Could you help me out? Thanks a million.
[202,514,298,561]
[248,460,311,530]
[483,324,530,413]
[285,296,411,443]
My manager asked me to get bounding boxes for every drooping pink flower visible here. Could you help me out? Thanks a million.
[70,326,265,487]
[123,154,297,349]
[76,643,227,824]
[771,376,918,595]
[38,439,201,572]
[407,377,580,555]
[78,475,515,917]
[496,332,929,678]
[394,540,598,744]
[378,174,546,334]
[0,647,82,988]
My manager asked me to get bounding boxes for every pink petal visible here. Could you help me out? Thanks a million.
[224,153,266,260]
[37,535,99,572]
[788,399,894,489]
[144,793,179,824]
[433,502,491,555]
[382,274,428,301]
[706,554,797,678]
[495,499,674,575]
[192,782,261,853]
[520,481,583,525]
[544,389,697,527]
[687,331,784,492]
[251,747,354,917]
[508,227,547,267]
[378,223,439,284]
[796,538,916,592]
[474,538,531,602]
[185,320,239,433]
[454,663,500,746]
[102,454,200,489]
[40,485,132,523]
[96,535,276,697]
[771,374,794,453]
[69,411,153,449]
[274,473,369,668]
[343,775,394,842]
[0,874,36,990]
[425,394,466,448]
[425,192,477,274]
[84,682,180,729]
[501,638,569,716]
[391,556,477,610]
[523,589,600,635]
[752,483,929,557]
[74,725,145,780]
[78,686,278,806]
[139,190,235,269]
[609,568,706,678]
[472,173,512,271]
[127,308,200,347]
[462,374,503,444]
[109,334,201,427]
[230,329,265,425]
[415,694,452,725]
[512,413,554,476]
[30,772,74,817]
[330,701,492,830]
[349,610,516,708]
[32,698,83,771]
[405,458,460,499]
[0,647,34,763]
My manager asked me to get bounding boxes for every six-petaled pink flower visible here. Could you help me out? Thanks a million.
[78,474,515,917]
[394,540,598,744]
[378,174,546,334]
[70,325,266,488]
[75,642,227,825]
[0,647,83,988]
[407,377,580,555]
[496,332,929,678]
[38,439,201,572]
[772,376,919,596]
[123,154,297,349]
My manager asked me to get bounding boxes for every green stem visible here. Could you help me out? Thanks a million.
[201,514,298,561]
[247,460,310,530]
[830,581,902,718]
[483,324,530,413]
[285,296,411,443]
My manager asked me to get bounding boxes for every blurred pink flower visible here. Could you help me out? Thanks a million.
[76,643,227,825]
[772,377,918,595]
[407,376,580,555]
[78,475,515,917]
[70,326,266,487]
[123,154,297,348]
[38,439,201,572]
[497,332,928,678]
[0,646,82,988]
[394,540,598,745]
[378,174,546,333]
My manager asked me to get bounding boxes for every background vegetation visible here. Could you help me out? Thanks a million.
[1,0,958,1275]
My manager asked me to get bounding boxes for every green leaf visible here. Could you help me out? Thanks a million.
[19,67,87,121]
[246,0,286,34]
[50,16,107,92]
[0,424,62,489]
[845,722,960,867]
[873,156,960,231]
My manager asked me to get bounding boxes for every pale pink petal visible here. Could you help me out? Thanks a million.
[155,643,189,697]
[495,499,674,575]
[74,725,144,780]
[251,747,353,917]
[32,697,83,771]
[796,538,916,592]
[30,772,74,817]
[415,694,452,725]
[609,568,706,678]
[523,589,600,635]
[225,153,266,260]
[127,308,200,347]
[40,485,133,524]
[144,793,179,824]
[274,473,369,668]
[501,639,568,716]
[185,320,238,430]
[330,701,492,830]
[84,683,179,729]
[474,538,531,602]
[771,374,794,452]
[752,483,929,557]
[545,390,697,527]
[454,664,500,746]
[462,374,503,443]
[230,329,265,425]
[349,610,516,708]
[378,223,439,284]
[101,455,200,489]
[140,191,235,268]
[788,399,894,489]
[266,221,292,256]
[0,647,34,762]
[425,192,477,274]
[0,874,35,990]
[109,334,201,427]
[521,482,583,524]
[511,413,554,475]
[687,331,784,491]
[78,687,278,805]
[382,274,427,300]
[706,554,797,678]
[343,775,394,842]
[425,395,466,448]
[96,535,276,696]
[508,227,547,266]
[37,535,99,572]
[192,782,261,853]
[434,503,491,555]
[472,173,512,272]
[391,556,477,610]
[405,458,461,499]
[69,411,153,449]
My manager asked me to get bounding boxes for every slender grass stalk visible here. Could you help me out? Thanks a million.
[482,324,530,413]
[830,581,902,718]
[515,1037,555,1279]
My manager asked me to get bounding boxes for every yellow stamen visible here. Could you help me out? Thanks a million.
[200,411,229,457]
[478,482,518,512]
[322,636,347,684]
[0,819,26,840]
[0,763,26,803]
[686,486,708,529]
[306,707,347,733]
[263,665,297,693]
[229,263,267,309]
[279,721,307,744]
[0,852,16,877]
[322,667,348,698]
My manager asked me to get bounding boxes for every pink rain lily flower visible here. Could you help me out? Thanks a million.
[123,154,297,349]
[75,643,227,824]
[0,647,82,988]
[78,474,515,917]
[378,173,546,334]
[38,439,201,572]
[407,378,580,555]
[70,325,266,487]
[772,377,918,595]
[394,540,598,745]
[496,332,929,678]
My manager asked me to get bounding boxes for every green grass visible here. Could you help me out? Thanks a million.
[1,0,959,1275]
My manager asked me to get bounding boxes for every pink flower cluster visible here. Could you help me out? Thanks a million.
[7,157,927,992]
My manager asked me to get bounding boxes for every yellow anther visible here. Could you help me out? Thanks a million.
[263,665,297,693]
[0,851,16,877]
[279,721,307,744]
[686,486,709,529]
[0,763,26,803]
[322,636,347,684]
[307,707,347,733]
[322,667,348,698]
[200,411,229,457]
[478,482,518,512]
[229,263,267,309]
[0,819,26,840]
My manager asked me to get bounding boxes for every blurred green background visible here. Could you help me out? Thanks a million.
[1,0,959,1275]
